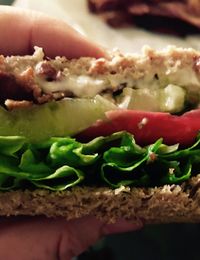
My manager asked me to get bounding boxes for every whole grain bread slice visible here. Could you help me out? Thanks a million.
[0,174,200,224]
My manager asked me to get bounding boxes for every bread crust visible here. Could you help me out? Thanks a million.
[0,46,199,80]
[0,174,199,223]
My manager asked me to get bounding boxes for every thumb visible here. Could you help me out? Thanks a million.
[60,216,143,259]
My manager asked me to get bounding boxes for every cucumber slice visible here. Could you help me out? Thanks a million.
[0,96,116,142]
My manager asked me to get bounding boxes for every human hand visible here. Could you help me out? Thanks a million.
[0,5,142,260]
[0,5,105,58]
[0,216,143,259]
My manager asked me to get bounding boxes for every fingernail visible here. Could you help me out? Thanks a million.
[102,219,143,236]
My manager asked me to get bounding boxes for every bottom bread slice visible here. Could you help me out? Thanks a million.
[0,175,200,224]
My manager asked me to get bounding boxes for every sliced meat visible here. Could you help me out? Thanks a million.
[128,2,200,28]
[0,69,50,109]
[88,0,200,33]
[0,71,33,103]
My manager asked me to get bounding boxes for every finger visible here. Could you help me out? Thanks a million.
[0,6,106,58]
[0,216,103,260]
[59,216,104,259]
[102,218,143,235]
[0,216,143,260]
[0,216,66,260]
[60,216,143,258]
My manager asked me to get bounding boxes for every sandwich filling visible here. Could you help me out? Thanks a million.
[1,46,200,115]
[0,47,200,191]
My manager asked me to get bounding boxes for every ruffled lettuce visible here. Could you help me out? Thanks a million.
[0,132,199,190]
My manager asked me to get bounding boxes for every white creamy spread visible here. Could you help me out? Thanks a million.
[37,75,108,98]
[34,61,200,114]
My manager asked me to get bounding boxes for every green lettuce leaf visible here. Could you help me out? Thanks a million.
[0,131,199,190]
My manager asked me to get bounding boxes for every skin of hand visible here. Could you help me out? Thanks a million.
[0,5,143,260]
[0,216,143,260]
[0,5,105,58]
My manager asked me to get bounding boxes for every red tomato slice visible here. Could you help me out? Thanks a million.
[77,109,200,146]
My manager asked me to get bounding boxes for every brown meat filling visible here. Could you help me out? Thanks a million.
[0,69,51,110]
[0,62,67,110]
[0,71,34,103]
[88,0,200,35]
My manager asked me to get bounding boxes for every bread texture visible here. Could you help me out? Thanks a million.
[0,174,199,224]
[2,45,200,81]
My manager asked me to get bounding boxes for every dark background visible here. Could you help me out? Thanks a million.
[1,1,200,259]
[79,223,200,260]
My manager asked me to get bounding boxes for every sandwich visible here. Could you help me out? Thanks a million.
[88,0,200,35]
[0,46,200,223]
